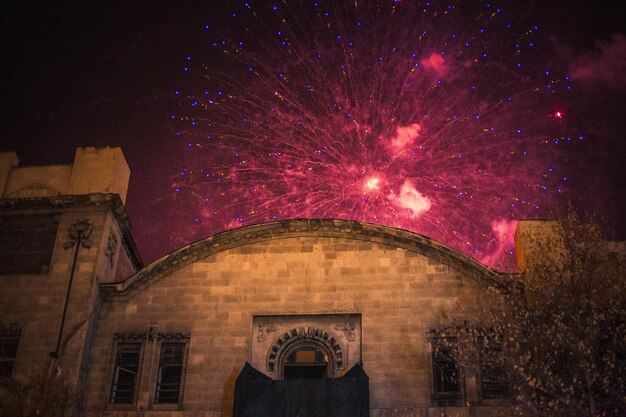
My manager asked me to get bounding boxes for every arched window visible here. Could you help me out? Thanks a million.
[267,326,343,379]
[282,341,331,379]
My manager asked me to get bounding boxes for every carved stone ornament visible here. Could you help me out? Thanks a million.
[64,218,93,250]
[6,182,61,198]
[257,323,279,343]
[105,231,118,267]
[267,326,344,371]
[113,331,190,343]
[157,332,191,343]
[334,320,356,342]
[112,332,146,343]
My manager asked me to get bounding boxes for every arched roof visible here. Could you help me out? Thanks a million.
[100,219,507,297]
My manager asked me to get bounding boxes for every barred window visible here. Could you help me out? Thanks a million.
[110,344,141,404]
[479,333,508,399]
[0,215,58,275]
[155,343,185,403]
[431,337,461,399]
[0,331,20,378]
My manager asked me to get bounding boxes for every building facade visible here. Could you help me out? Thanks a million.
[1,148,522,416]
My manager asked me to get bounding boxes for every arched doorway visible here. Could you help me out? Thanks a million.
[282,341,331,379]
[267,326,343,379]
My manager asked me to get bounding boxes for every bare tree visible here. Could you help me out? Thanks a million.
[440,209,626,416]
[0,368,74,417]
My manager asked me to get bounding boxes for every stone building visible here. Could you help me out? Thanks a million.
[1,147,529,416]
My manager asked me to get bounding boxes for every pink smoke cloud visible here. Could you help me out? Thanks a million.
[420,53,447,76]
[570,34,626,90]
[479,219,518,271]
[391,180,432,218]
[389,123,422,151]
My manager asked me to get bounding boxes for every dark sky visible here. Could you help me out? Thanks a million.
[2,1,625,264]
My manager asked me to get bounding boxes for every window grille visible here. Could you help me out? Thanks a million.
[0,331,20,378]
[479,333,508,398]
[431,337,461,399]
[110,344,141,404]
[155,343,185,403]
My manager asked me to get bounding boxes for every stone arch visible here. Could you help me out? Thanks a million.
[106,219,507,297]
[266,326,343,376]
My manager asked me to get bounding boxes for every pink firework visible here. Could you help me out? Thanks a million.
[172,0,572,269]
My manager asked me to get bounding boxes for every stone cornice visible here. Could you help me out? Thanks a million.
[0,193,143,270]
[100,218,509,298]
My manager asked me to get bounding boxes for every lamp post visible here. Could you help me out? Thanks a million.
[50,218,92,358]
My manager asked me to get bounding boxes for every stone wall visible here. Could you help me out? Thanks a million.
[0,208,135,377]
[67,147,130,204]
[87,225,510,416]
[0,147,139,415]
[0,147,130,203]
[3,164,72,198]
[0,195,141,416]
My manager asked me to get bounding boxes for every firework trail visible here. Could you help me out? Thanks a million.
[172,0,573,269]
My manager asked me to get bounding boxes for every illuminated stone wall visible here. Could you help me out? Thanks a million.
[0,147,130,203]
[87,220,511,417]
[0,148,140,413]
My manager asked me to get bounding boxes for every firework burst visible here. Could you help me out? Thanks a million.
[172,0,573,269]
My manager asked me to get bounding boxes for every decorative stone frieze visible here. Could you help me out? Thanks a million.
[157,332,191,343]
[6,182,62,198]
[105,231,118,267]
[334,320,357,342]
[267,326,343,372]
[65,218,93,250]
[112,331,190,344]
[0,194,130,234]
[251,314,362,378]
[257,323,279,343]
[112,332,146,343]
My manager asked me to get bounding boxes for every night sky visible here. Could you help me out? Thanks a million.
[2,1,625,266]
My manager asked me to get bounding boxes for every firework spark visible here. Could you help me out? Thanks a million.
[172,0,574,269]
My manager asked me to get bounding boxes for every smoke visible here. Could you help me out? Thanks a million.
[388,123,422,152]
[566,34,626,237]
[391,181,432,218]
[491,219,517,244]
[570,34,626,90]
[420,53,447,76]
[480,219,518,271]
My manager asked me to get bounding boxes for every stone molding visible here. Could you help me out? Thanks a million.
[112,332,146,343]
[113,331,191,343]
[101,219,508,297]
[267,326,343,372]
[5,182,62,198]
[0,193,127,228]
[157,332,191,343]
